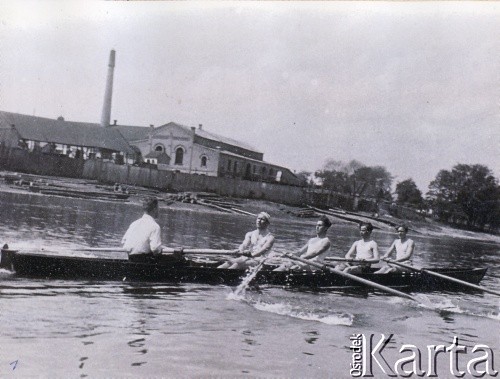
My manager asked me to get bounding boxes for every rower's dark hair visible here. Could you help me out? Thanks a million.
[396,224,409,232]
[319,215,332,228]
[142,196,158,213]
[359,222,373,232]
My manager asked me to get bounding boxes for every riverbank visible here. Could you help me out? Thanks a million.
[1,171,498,244]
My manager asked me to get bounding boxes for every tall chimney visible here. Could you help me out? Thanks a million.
[100,49,116,127]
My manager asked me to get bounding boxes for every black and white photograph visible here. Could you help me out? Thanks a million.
[0,1,498,378]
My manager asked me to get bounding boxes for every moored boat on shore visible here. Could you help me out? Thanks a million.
[28,185,129,201]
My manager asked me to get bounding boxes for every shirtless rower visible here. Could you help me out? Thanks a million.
[217,212,275,270]
[375,224,415,274]
[338,222,379,274]
[273,215,332,271]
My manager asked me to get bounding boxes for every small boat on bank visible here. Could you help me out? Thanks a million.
[0,248,487,292]
[28,185,129,201]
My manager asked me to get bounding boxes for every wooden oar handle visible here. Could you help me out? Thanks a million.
[77,247,128,253]
[324,257,379,264]
[1,248,19,253]
[324,257,359,263]
[161,247,239,255]
[381,258,414,268]
[73,247,239,255]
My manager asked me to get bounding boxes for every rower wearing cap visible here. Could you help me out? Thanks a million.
[218,212,275,270]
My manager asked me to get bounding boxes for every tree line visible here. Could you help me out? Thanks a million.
[297,161,499,233]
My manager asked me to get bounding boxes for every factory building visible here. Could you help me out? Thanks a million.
[0,49,302,186]
[112,122,302,185]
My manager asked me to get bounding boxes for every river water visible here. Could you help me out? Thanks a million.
[0,191,498,378]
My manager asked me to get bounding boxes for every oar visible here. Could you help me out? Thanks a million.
[282,253,417,302]
[232,257,269,297]
[74,247,239,255]
[324,257,380,264]
[382,259,500,297]
[162,247,239,255]
[68,247,128,253]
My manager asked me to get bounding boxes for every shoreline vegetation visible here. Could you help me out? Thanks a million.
[1,170,499,244]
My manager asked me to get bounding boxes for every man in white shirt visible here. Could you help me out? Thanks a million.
[122,197,164,262]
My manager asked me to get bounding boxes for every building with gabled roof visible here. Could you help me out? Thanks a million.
[0,50,302,187]
[0,110,135,160]
[112,121,302,186]
[194,125,262,158]
[0,110,301,185]
[144,150,171,171]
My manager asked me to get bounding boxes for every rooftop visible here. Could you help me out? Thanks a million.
[0,111,135,154]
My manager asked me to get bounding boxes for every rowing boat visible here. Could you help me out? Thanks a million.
[0,248,487,292]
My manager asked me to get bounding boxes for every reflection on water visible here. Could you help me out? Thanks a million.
[304,330,319,345]
[0,191,499,377]
[122,284,192,299]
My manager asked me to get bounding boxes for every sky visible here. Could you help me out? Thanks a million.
[0,1,498,191]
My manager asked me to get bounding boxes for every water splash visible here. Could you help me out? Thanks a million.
[0,268,14,276]
[413,293,439,309]
[413,294,500,321]
[486,311,500,321]
[253,301,354,326]
[229,259,267,298]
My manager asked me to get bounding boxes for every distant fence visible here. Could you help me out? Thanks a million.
[0,146,84,178]
[0,147,305,205]
[82,160,305,205]
[6,148,425,211]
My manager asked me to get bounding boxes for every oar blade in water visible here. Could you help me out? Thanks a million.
[230,259,268,298]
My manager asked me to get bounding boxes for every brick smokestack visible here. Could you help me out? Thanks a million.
[100,49,116,127]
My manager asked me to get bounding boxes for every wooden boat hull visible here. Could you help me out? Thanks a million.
[0,249,487,292]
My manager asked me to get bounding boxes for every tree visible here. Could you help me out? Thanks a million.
[323,159,364,175]
[427,164,499,229]
[395,179,423,207]
[315,160,393,209]
[316,160,393,197]
[352,165,393,200]
[315,168,350,193]
[295,171,313,186]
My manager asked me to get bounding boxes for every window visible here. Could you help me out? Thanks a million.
[253,165,256,174]
[154,144,164,152]
[233,161,238,173]
[276,171,282,182]
[201,156,207,167]
[175,147,184,165]
[227,160,232,171]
